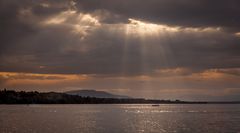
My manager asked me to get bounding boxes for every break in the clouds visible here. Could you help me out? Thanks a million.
[0,0,240,101]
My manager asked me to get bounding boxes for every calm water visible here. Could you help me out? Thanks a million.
[0,104,240,133]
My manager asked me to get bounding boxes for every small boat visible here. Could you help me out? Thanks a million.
[152,104,160,107]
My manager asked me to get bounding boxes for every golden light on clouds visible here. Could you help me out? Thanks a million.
[42,10,101,39]
[125,18,179,36]
[0,72,90,80]
[124,18,221,37]
[73,13,101,38]
[43,10,101,26]
[102,67,240,82]
[196,69,225,79]
[42,10,222,41]
[235,32,240,37]
[43,10,76,25]
[154,67,191,76]
[40,3,50,8]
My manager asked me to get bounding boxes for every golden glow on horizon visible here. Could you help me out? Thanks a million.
[1,68,238,83]
[1,68,240,97]
[0,72,91,90]
[0,72,90,81]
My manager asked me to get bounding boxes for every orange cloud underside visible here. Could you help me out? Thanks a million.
[0,68,240,97]
[0,72,90,86]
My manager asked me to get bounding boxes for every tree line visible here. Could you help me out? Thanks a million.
[0,89,214,104]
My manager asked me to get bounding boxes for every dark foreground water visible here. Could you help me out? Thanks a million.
[0,104,240,133]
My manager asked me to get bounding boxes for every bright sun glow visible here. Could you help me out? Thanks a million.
[43,10,76,25]
[235,32,240,37]
[126,18,179,36]
[125,18,221,36]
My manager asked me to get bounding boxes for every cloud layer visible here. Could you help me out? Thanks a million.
[0,0,240,100]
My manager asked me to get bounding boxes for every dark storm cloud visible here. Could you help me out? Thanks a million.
[0,0,70,54]
[76,0,240,32]
[0,0,240,76]
[0,1,34,52]
[1,24,240,75]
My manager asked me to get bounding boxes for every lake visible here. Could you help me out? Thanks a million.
[0,104,240,133]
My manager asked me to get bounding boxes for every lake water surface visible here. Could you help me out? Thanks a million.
[0,104,240,133]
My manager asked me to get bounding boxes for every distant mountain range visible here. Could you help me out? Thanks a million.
[65,90,130,99]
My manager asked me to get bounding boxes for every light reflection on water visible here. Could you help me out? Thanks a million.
[0,104,240,133]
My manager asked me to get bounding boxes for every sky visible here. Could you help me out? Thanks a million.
[1,0,240,101]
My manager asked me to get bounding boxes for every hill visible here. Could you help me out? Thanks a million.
[65,90,130,99]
